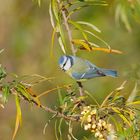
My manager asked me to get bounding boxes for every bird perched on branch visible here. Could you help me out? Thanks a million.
[59,55,117,81]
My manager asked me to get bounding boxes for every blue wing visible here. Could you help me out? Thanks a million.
[69,58,117,80]
[72,67,105,80]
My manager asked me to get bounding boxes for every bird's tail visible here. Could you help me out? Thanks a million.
[101,69,117,77]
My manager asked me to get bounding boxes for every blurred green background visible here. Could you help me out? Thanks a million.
[0,0,140,140]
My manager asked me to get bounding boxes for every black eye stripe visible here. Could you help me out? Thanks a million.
[63,61,66,67]
[62,56,74,69]
[63,57,68,67]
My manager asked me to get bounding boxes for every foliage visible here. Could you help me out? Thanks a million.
[0,0,140,140]
[114,0,140,32]
[1,61,140,140]
[49,0,122,55]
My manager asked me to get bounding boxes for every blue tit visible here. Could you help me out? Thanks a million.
[59,55,117,81]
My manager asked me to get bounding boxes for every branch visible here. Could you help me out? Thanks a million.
[41,105,78,121]
[10,87,79,122]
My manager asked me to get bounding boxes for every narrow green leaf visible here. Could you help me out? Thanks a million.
[82,1,107,5]
[68,5,86,18]
[58,36,66,54]
[52,0,59,22]
[68,1,107,18]
[0,66,7,80]
[16,84,31,101]
[77,21,101,33]
[84,90,99,107]
[58,23,67,53]
[115,4,121,26]
[109,115,120,131]
[50,0,67,54]
[83,136,88,140]
[83,30,111,49]
[49,1,55,28]
[68,20,88,40]
[100,81,127,107]
[127,83,138,103]
[112,107,131,127]
[17,74,54,86]
[2,85,10,103]
[68,121,78,140]
[127,101,140,106]
[55,120,59,140]
[32,0,41,7]
[58,87,63,105]
[87,41,100,48]
[58,118,63,139]
[43,113,57,135]
[120,6,131,32]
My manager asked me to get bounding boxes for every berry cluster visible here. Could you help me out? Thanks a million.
[80,106,112,140]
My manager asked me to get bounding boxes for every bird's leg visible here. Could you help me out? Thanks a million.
[76,81,86,108]
[77,81,84,96]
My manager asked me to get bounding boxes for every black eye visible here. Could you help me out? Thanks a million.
[63,61,67,67]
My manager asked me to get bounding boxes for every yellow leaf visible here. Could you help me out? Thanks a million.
[72,39,123,54]
[91,47,123,54]
[80,46,122,54]
[26,87,41,107]
[16,83,31,101]
[72,39,91,51]
[127,101,140,106]
[12,95,22,140]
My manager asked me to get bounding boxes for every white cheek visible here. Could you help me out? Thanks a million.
[64,59,71,70]
[60,64,63,69]
[63,56,67,63]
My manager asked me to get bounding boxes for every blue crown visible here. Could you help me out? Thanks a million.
[59,56,65,64]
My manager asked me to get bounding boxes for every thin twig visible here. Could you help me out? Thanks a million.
[41,105,78,121]
[37,84,71,98]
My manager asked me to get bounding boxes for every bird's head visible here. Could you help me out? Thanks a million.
[59,55,74,71]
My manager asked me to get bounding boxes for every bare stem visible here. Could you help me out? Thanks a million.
[41,105,78,121]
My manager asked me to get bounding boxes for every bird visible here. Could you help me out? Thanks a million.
[59,55,117,81]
